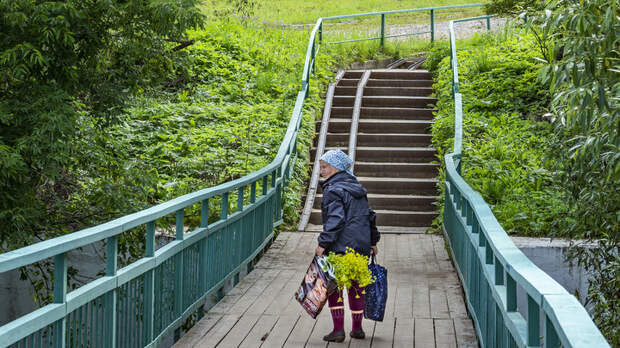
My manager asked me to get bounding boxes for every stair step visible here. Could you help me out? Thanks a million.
[338,78,360,86]
[318,119,433,133]
[309,209,437,227]
[333,95,437,108]
[354,162,439,178]
[311,146,436,163]
[364,87,433,97]
[355,146,437,163]
[335,86,357,96]
[366,79,433,88]
[369,69,432,80]
[334,86,433,97]
[343,71,364,79]
[325,133,432,147]
[357,177,438,195]
[313,193,438,210]
[330,107,435,120]
[363,96,437,108]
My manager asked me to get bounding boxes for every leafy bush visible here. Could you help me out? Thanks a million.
[0,0,204,250]
[427,31,569,237]
[533,0,619,343]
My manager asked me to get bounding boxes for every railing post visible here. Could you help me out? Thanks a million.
[494,257,504,285]
[173,209,184,342]
[199,198,209,320]
[527,295,540,346]
[144,222,155,342]
[430,9,435,42]
[380,14,385,48]
[221,192,229,220]
[311,40,316,74]
[53,253,67,348]
[486,16,491,31]
[545,315,560,348]
[506,273,517,312]
[319,22,323,44]
[105,236,117,348]
[237,186,244,212]
[250,182,257,203]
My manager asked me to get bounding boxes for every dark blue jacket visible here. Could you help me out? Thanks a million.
[318,171,380,256]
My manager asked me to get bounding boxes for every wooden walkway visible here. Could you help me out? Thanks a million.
[175,232,478,348]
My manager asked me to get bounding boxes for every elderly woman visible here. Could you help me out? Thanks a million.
[315,149,380,342]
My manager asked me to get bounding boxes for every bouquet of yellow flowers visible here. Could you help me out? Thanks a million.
[324,247,375,300]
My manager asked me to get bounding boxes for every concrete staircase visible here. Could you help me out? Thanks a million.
[307,69,439,233]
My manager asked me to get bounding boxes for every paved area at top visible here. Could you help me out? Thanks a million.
[176,231,478,348]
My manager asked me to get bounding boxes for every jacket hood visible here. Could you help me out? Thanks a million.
[321,171,367,198]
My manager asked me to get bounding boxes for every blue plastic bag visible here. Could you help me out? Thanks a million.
[364,254,388,321]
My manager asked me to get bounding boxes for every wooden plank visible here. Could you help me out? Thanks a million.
[394,287,413,319]
[246,269,296,315]
[238,314,279,348]
[414,318,435,348]
[227,269,280,315]
[453,318,477,348]
[192,314,240,348]
[264,270,301,315]
[434,319,457,348]
[209,268,268,314]
[430,289,450,318]
[408,235,425,274]
[432,235,453,272]
[305,311,331,348]
[446,286,468,319]
[420,236,440,272]
[216,314,261,347]
[382,276,397,319]
[283,314,317,348]
[261,315,300,347]
[392,318,414,348]
[412,283,430,318]
[346,319,376,348]
[174,314,222,347]
[370,317,394,347]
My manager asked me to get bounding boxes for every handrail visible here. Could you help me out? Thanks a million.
[443,16,610,348]
[297,70,345,231]
[321,4,483,46]
[347,70,371,170]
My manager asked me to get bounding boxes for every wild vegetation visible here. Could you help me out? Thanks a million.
[429,0,619,342]
[428,30,565,237]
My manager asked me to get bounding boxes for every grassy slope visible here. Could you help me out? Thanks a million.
[207,0,486,24]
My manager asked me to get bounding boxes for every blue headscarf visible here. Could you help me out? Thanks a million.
[320,149,354,177]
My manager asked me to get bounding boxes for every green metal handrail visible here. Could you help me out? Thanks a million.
[443,16,610,348]
[320,4,483,45]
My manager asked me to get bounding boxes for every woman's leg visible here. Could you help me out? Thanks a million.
[327,289,344,333]
[348,282,365,335]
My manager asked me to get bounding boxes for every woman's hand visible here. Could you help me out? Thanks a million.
[371,246,378,255]
[315,246,325,256]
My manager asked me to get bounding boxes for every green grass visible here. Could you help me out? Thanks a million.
[205,0,487,25]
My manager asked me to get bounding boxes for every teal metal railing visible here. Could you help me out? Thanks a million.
[319,4,484,46]
[443,16,610,348]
